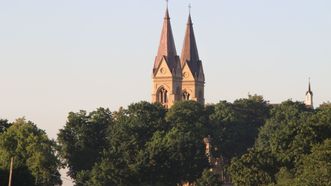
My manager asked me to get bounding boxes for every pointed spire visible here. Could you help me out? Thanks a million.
[307,78,313,95]
[305,78,314,109]
[181,10,200,75]
[153,6,178,73]
[164,6,170,20]
[308,78,311,92]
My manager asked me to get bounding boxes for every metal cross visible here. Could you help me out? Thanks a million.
[189,3,192,14]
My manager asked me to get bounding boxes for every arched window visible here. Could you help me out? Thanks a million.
[157,87,168,104]
[182,91,190,101]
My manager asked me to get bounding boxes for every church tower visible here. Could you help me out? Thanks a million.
[304,79,313,109]
[152,7,182,108]
[180,13,205,104]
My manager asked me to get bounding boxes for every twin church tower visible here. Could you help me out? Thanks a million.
[152,6,205,108]
[151,5,314,109]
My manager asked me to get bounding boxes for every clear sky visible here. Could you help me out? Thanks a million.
[0,1,330,184]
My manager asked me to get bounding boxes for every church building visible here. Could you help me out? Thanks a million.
[305,79,313,109]
[152,6,205,108]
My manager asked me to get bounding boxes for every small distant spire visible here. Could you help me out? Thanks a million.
[305,78,314,109]
[308,77,311,92]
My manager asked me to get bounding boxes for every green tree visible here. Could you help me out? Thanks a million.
[230,100,331,186]
[57,108,112,181]
[162,101,209,184]
[229,148,278,186]
[86,101,209,186]
[273,167,295,186]
[145,128,209,185]
[87,102,167,186]
[0,118,61,186]
[196,169,222,186]
[255,100,330,170]
[292,139,331,186]
[209,95,270,160]
[317,102,331,110]
[166,101,208,134]
[0,119,11,133]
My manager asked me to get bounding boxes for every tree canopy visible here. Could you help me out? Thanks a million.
[0,118,61,186]
[57,101,212,185]
[57,108,112,180]
[209,95,270,160]
[1,96,331,186]
[229,100,331,186]
[0,119,11,133]
[57,97,276,185]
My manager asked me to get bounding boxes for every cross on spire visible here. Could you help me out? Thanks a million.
[153,0,178,75]
[189,3,192,14]
[308,77,312,92]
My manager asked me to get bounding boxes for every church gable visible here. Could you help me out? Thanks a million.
[182,62,195,81]
[154,57,173,78]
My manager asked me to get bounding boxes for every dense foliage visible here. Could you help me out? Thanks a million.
[58,101,211,186]
[196,169,223,186]
[209,95,270,160]
[2,96,330,185]
[229,101,331,186]
[57,108,111,180]
[0,119,11,133]
[58,96,272,185]
[0,118,61,186]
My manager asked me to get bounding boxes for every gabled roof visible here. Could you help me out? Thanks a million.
[153,8,178,74]
[180,14,202,78]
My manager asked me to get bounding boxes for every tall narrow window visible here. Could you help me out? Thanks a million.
[182,91,190,100]
[157,87,168,104]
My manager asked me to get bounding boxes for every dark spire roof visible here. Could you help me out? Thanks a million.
[153,8,178,73]
[306,79,313,95]
[181,13,201,76]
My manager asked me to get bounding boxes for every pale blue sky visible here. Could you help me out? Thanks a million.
[0,0,330,185]
[0,0,330,142]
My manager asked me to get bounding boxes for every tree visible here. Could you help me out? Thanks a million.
[145,128,209,185]
[85,102,167,186]
[229,148,278,186]
[162,101,210,184]
[0,118,61,186]
[0,119,11,133]
[196,169,222,186]
[166,101,209,137]
[209,95,270,160]
[57,108,112,181]
[85,101,209,186]
[273,167,295,186]
[317,102,331,110]
[229,100,331,186]
[255,100,330,170]
[292,139,331,186]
